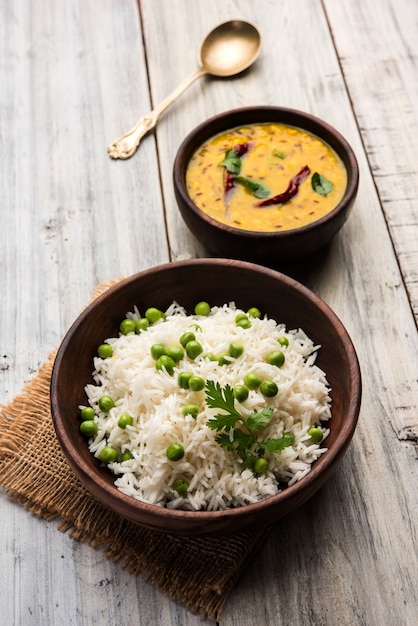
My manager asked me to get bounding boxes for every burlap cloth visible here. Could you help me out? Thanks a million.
[0,280,271,621]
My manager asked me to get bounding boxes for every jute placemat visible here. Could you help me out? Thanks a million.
[0,281,271,621]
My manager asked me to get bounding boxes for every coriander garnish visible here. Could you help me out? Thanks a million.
[205,380,294,471]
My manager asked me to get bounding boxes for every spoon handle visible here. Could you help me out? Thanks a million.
[108,68,207,160]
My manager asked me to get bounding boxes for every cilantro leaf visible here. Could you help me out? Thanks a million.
[215,432,235,448]
[311,172,334,196]
[207,412,241,432]
[205,381,295,471]
[219,149,243,175]
[233,431,256,456]
[246,408,274,433]
[205,380,242,431]
[216,430,255,456]
[205,380,238,414]
[258,432,295,453]
[235,176,270,199]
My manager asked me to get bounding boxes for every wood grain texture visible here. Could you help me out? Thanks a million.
[1,0,418,624]
[0,0,169,400]
[323,0,418,324]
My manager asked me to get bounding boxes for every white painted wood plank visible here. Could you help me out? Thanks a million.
[323,0,418,323]
[0,0,170,403]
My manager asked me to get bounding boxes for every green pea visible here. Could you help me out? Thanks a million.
[247,307,261,318]
[190,324,201,332]
[166,345,184,363]
[267,350,285,367]
[277,336,289,347]
[204,352,218,361]
[80,406,95,421]
[155,355,176,376]
[254,457,269,474]
[308,427,324,443]
[189,375,205,391]
[98,395,115,412]
[233,384,249,403]
[235,313,248,323]
[178,371,192,389]
[79,420,98,437]
[260,380,278,397]
[179,331,196,347]
[145,307,165,324]
[228,342,244,358]
[136,318,150,333]
[99,446,118,464]
[150,343,166,360]
[217,353,231,366]
[186,340,203,359]
[241,452,256,469]
[121,451,134,462]
[166,443,185,461]
[194,301,211,316]
[120,318,136,335]
[172,478,189,495]
[244,372,262,390]
[236,317,252,329]
[97,343,113,359]
[182,403,200,418]
[118,413,133,429]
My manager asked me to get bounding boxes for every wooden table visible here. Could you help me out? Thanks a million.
[2,1,418,623]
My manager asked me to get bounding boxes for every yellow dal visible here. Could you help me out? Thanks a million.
[186,123,347,232]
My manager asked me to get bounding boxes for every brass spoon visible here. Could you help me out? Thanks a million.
[108,20,261,160]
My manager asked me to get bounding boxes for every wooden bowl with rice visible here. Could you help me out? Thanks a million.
[51,259,361,536]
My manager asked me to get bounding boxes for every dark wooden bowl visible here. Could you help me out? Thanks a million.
[51,259,361,536]
[173,107,359,265]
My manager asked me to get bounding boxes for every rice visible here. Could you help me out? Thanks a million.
[82,301,331,510]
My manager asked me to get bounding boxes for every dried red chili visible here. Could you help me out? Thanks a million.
[232,143,249,158]
[255,165,311,207]
[223,169,235,194]
[220,143,250,196]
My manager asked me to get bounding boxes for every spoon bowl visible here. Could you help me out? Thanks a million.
[108,20,261,159]
[199,20,261,76]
